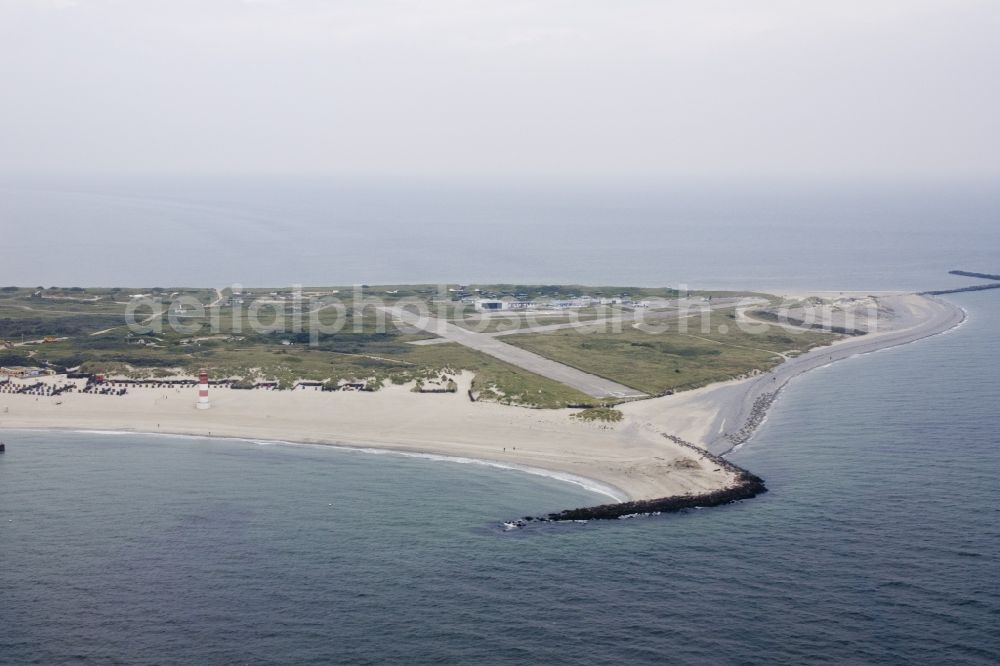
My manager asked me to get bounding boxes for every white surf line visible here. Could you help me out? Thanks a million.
[7,427,629,504]
[719,295,967,456]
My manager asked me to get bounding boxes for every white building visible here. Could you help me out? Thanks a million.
[474,299,505,312]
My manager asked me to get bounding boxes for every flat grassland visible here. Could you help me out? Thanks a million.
[504,311,838,395]
[0,284,838,407]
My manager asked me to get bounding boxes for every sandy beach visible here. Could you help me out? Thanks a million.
[0,374,735,503]
[0,293,964,506]
[618,294,964,455]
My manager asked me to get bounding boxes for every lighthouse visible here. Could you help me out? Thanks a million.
[196,368,210,409]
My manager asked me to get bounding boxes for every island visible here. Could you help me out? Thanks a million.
[0,283,964,524]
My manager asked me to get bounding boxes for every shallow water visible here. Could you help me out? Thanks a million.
[1,290,998,664]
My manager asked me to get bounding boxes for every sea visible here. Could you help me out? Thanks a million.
[1,179,999,664]
[1,177,998,291]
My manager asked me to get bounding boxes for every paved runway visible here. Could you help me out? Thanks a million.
[384,306,646,398]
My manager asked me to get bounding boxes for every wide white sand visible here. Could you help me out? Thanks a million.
[0,373,733,503]
[0,294,963,505]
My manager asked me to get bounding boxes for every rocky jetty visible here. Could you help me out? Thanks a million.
[541,470,766,522]
[948,270,1000,281]
[924,283,1000,296]
[926,270,1000,295]
[725,391,777,450]
[505,433,767,526]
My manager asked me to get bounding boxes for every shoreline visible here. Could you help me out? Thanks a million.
[506,293,967,523]
[725,296,970,455]
[1,378,688,502]
[0,293,967,522]
[524,435,768,524]
[619,294,966,457]
[2,426,630,503]
[715,294,967,455]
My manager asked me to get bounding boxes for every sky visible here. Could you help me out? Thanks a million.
[1,0,998,185]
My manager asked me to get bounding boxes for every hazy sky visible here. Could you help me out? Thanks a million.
[1,0,998,183]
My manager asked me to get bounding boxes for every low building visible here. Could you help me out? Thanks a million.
[0,366,49,378]
[474,299,538,312]
[474,299,504,311]
[294,381,323,391]
[551,299,595,309]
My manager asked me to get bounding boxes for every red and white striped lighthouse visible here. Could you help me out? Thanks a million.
[196,368,210,410]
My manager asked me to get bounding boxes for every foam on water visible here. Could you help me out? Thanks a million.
[54,429,629,503]
[2,291,998,665]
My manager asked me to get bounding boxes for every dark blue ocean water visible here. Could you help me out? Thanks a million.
[1,289,998,664]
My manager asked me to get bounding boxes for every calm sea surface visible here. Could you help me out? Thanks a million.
[1,181,999,663]
[1,178,998,290]
[1,289,998,664]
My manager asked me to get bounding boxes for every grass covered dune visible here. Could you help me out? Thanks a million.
[1,286,964,517]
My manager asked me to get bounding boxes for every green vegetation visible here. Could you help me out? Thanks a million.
[0,351,35,367]
[505,312,840,396]
[0,286,216,339]
[0,283,829,408]
[9,328,595,410]
[571,407,624,423]
[457,284,682,300]
[0,314,126,338]
[749,309,868,336]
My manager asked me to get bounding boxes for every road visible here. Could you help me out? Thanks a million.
[208,288,226,308]
[383,306,646,399]
[9,336,69,347]
[409,298,749,346]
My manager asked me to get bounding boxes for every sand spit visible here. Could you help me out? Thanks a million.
[0,294,964,520]
[620,294,965,456]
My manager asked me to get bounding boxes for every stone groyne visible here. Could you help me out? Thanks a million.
[924,283,1000,296]
[948,270,1000,281]
[925,270,1000,295]
[504,437,767,527]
